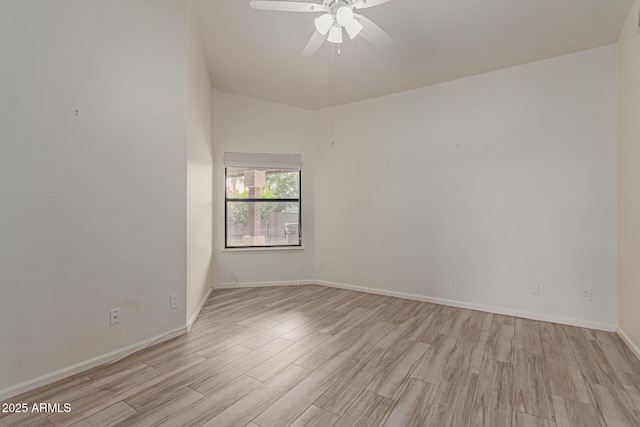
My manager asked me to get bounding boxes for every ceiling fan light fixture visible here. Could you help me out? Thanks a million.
[328,24,343,43]
[315,13,334,35]
[336,6,354,26]
[345,17,363,39]
[250,0,395,55]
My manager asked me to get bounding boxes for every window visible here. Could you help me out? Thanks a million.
[224,152,302,248]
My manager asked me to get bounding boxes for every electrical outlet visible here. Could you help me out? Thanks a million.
[110,308,121,326]
[581,287,592,301]
[320,260,325,269]
[170,294,179,309]
[530,283,540,295]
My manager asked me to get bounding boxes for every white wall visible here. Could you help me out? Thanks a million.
[186,1,214,325]
[0,0,188,398]
[314,45,618,330]
[617,0,640,355]
[212,89,316,286]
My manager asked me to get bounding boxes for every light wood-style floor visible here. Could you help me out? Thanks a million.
[2,285,640,427]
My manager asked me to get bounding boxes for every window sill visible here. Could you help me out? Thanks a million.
[222,246,305,254]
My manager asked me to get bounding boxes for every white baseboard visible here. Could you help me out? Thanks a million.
[0,326,187,402]
[188,285,216,331]
[215,279,315,289]
[2,278,622,402]
[315,280,617,332]
[617,327,640,362]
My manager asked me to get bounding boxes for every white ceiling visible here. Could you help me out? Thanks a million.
[192,0,633,110]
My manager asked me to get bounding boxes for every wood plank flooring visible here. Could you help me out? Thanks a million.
[2,285,640,427]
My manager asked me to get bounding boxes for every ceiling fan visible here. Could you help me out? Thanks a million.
[249,0,395,55]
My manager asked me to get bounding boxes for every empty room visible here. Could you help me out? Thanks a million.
[2,0,640,425]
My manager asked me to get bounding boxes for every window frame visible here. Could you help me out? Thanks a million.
[224,167,302,249]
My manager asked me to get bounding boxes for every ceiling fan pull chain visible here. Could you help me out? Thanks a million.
[331,43,336,145]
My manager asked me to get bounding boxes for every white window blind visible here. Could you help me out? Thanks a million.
[224,152,302,172]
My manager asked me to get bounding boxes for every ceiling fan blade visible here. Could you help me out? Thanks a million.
[249,1,327,12]
[302,30,327,56]
[353,0,395,10]
[354,14,393,47]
